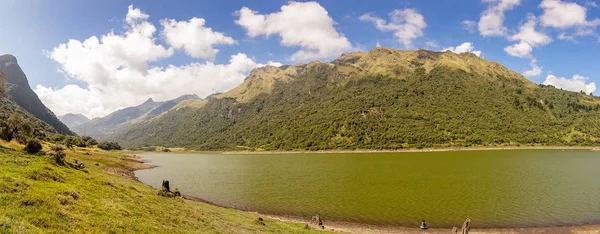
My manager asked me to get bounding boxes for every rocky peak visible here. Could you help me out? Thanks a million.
[0,54,17,64]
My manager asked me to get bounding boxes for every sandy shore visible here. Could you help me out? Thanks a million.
[220,146,600,154]
[263,214,600,234]
[130,152,600,234]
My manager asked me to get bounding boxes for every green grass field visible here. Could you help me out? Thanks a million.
[0,141,325,234]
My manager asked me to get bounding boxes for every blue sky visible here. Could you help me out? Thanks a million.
[1,0,599,118]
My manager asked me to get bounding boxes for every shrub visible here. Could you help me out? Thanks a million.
[98,141,121,151]
[0,122,13,142]
[82,136,97,146]
[63,137,75,149]
[47,145,66,164]
[23,139,42,154]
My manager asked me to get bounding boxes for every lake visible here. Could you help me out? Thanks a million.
[135,150,600,228]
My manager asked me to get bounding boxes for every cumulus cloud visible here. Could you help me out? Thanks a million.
[462,20,477,33]
[523,58,542,77]
[161,17,236,60]
[360,8,426,48]
[36,5,265,118]
[543,74,596,94]
[539,0,600,29]
[442,42,482,57]
[478,0,521,37]
[504,14,551,58]
[235,1,352,61]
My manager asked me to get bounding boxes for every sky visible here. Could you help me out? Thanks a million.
[1,0,599,118]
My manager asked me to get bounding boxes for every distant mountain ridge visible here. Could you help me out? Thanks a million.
[58,114,89,129]
[110,47,600,150]
[0,54,73,135]
[62,94,200,139]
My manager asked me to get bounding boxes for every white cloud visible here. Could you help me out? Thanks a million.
[37,5,266,118]
[523,58,542,77]
[360,9,426,48]
[442,42,482,57]
[125,5,149,25]
[462,20,477,33]
[266,61,283,67]
[161,17,236,60]
[539,0,600,29]
[504,42,532,57]
[504,15,551,58]
[235,1,352,61]
[543,74,596,94]
[425,40,439,49]
[478,0,521,36]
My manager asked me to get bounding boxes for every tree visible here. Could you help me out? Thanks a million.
[82,136,98,146]
[0,72,6,96]
[8,113,32,144]
[98,141,121,151]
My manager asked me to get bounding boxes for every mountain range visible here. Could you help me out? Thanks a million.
[103,47,600,150]
[59,94,200,139]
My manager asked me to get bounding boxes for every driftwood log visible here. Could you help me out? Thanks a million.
[461,218,471,234]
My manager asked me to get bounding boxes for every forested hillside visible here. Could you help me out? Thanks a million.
[0,72,57,141]
[0,54,73,135]
[111,48,600,150]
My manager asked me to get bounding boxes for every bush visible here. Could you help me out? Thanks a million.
[98,141,121,151]
[23,139,42,154]
[82,136,98,146]
[48,145,66,164]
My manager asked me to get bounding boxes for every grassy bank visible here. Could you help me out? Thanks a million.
[0,140,325,233]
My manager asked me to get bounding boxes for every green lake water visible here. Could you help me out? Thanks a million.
[135,150,600,228]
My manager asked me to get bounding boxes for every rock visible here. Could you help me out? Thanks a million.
[257,217,265,226]
[161,180,171,192]
[452,227,458,234]
[461,218,471,234]
[304,223,310,230]
[311,215,322,226]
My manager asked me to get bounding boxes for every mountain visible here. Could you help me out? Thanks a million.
[111,48,600,150]
[0,54,73,135]
[58,114,90,129]
[69,95,200,139]
[134,94,200,122]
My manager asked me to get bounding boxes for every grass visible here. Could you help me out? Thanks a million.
[0,140,326,234]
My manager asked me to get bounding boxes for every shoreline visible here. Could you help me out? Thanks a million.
[218,145,599,154]
[127,151,600,233]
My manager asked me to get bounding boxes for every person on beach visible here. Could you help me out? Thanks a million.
[420,220,428,230]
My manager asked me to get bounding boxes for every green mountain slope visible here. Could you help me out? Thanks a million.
[111,48,600,150]
[0,54,73,135]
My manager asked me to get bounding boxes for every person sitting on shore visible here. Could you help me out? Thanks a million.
[420,220,428,230]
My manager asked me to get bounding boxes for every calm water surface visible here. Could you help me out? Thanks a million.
[136,150,600,228]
